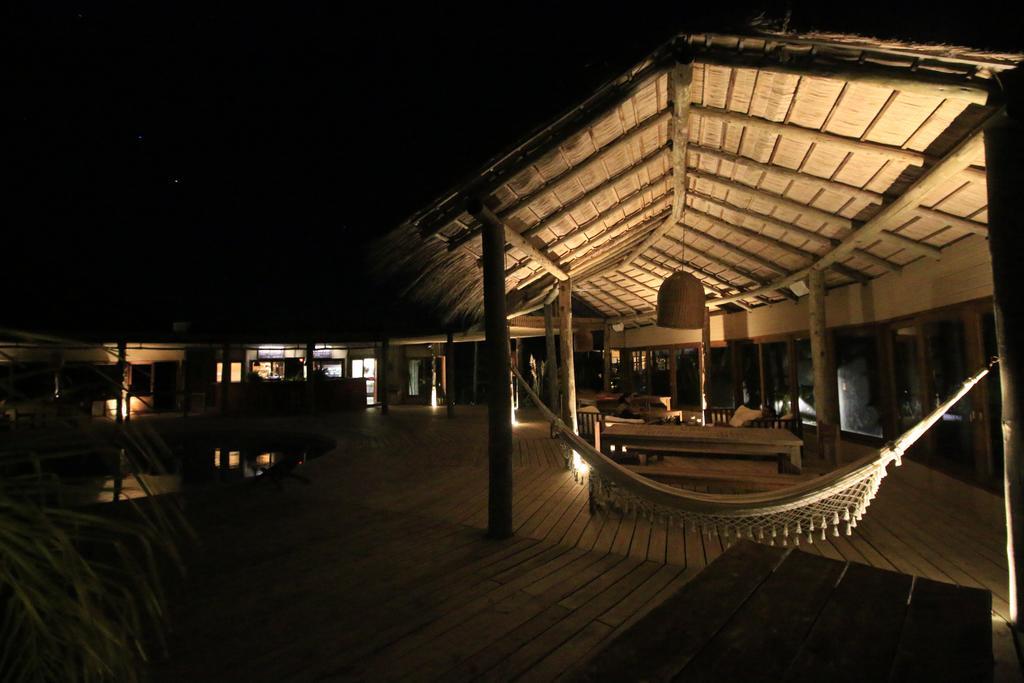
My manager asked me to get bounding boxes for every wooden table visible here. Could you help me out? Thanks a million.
[573,541,993,682]
[601,422,803,473]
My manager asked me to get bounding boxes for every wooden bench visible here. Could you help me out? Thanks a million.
[572,540,993,682]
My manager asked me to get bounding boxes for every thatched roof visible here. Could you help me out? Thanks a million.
[377,28,1022,327]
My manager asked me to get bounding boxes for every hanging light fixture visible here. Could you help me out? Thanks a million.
[657,270,705,329]
[573,329,594,352]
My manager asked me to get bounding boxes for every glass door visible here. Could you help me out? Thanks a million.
[891,326,924,435]
[922,318,973,469]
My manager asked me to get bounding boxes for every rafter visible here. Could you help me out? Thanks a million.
[503,189,672,276]
[691,50,992,103]
[693,105,929,168]
[468,201,568,282]
[673,220,792,276]
[497,109,669,219]
[815,120,994,271]
[688,192,838,248]
[616,56,693,271]
[914,205,989,236]
[688,169,854,231]
[416,62,671,237]
[519,146,671,238]
[449,133,672,252]
[688,144,884,206]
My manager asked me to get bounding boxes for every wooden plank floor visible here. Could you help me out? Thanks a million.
[149,405,1023,682]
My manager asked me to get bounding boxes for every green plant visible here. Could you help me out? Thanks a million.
[1,333,190,682]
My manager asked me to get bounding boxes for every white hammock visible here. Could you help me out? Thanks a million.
[513,362,994,546]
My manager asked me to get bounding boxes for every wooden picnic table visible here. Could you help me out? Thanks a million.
[601,422,803,473]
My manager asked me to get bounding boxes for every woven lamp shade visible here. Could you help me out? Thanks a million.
[573,329,594,352]
[657,271,705,329]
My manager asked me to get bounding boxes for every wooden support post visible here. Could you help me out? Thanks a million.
[476,198,514,539]
[544,302,560,413]
[115,341,126,424]
[306,342,317,414]
[431,344,438,407]
[808,269,840,466]
[446,331,455,418]
[558,279,578,433]
[983,76,1024,625]
[701,309,711,421]
[220,343,231,416]
[603,321,612,393]
[381,338,390,415]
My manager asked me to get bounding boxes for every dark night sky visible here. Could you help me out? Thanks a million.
[7,2,1021,337]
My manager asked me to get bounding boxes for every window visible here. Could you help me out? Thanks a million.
[651,349,671,397]
[674,347,701,407]
[609,350,622,392]
[215,362,242,383]
[707,346,734,409]
[129,364,152,396]
[736,341,761,408]
[629,351,648,394]
[836,331,883,438]
[762,342,791,417]
[795,339,815,426]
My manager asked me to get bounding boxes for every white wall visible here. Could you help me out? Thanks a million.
[622,234,993,347]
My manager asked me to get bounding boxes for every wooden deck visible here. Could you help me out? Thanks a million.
[150,406,1022,682]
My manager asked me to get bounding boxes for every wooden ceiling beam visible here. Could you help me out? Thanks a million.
[914,205,989,236]
[518,146,671,239]
[688,191,838,248]
[672,222,792,276]
[567,223,665,282]
[503,191,673,277]
[618,56,694,270]
[874,228,944,259]
[815,120,995,271]
[542,192,672,258]
[594,276,655,311]
[688,144,884,205]
[706,110,1000,308]
[449,121,672,251]
[416,59,672,238]
[638,248,757,295]
[468,201,569,283]
[688,169,854,231]
[683,204,822,262]
[693,105,929,168]
[691,50,992,104]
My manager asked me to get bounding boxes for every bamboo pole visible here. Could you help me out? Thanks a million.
[603,321,612,393]
[983,76,1024,625]
[306,342,317,414]
[701,309,711,421]
[558,279,578,433]
[544,302,560,412]
[808,269,840,466]
[478,198,514,538]
[115,341,126,424]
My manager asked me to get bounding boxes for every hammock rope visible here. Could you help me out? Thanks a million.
[513,359,996,546]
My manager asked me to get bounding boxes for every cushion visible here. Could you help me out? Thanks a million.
[579,405,601,414]
[728,405,763,427]
[604,416,646,425]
